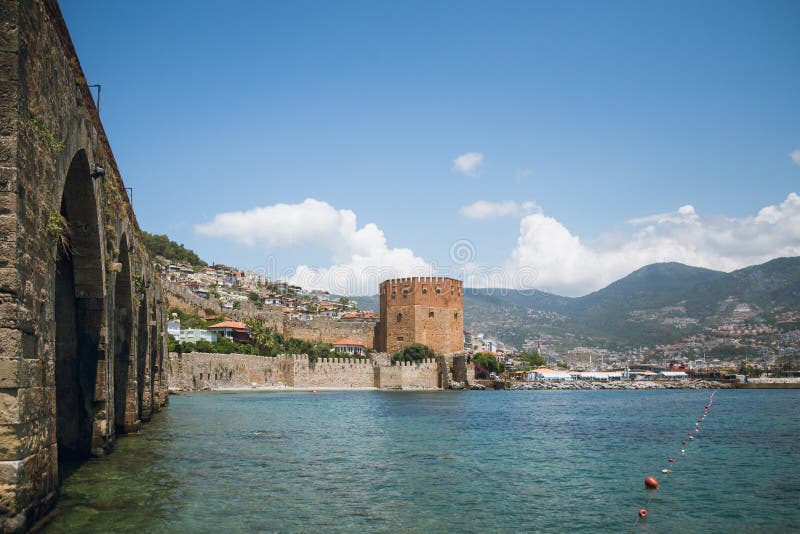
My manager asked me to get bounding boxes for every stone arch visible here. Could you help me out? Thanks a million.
[54,149,104,464]
[113,233,136,434]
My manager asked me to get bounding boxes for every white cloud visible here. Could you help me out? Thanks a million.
[195,198,431,294]
[459,200,539,219]
[497,193,800,297]
[452,152,484,176]
[790,149,800,165]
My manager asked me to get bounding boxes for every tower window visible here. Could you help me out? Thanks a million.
[396,312,403,322]
[429,311,434,318]
[435,287,441,294]
[454,312,459,319]
[422,287,427,294]
[402,289,409,298]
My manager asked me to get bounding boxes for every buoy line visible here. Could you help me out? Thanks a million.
[631,390,718,531]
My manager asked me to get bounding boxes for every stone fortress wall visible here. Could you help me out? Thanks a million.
[169,353,459,391]
[283,316,377,348]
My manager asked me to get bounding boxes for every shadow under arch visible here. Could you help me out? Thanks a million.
[113,233,135,434]
[54,149,104,470]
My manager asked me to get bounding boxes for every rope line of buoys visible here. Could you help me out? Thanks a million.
[631,390,717,530]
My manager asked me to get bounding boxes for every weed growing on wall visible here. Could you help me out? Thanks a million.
[47,209,71,257]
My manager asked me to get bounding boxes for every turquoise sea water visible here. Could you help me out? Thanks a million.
[45,390,800,533]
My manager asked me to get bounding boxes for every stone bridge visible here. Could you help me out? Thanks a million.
[0,0,168,530]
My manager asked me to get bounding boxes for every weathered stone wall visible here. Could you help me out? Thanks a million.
[376,359,441,389]
[378,277,464,354]
[295,355,376,389]
[283,317,377,348]
[169,353,445,391]
[0,1,168,530]
[168,352,286,390]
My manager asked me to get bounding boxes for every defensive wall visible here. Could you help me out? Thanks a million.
[169,353,452,391]
[282,316,377,349]
[378,277,464,355]
[0,1,168,530]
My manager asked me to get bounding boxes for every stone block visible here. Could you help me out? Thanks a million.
[0,445,53,486]
[0,166,15,192]
[0,328,20,359]
[0,416,52,460]
[0,299,19,329]
[0,50,17,82]
[94,361,106,401]
[0,1,20,24]
[0,190,14,216]
[0,266,18,294]
[0,387,54,425]
[0,21,18,52]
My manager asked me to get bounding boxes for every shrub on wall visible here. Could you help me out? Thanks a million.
[391,343,435,364]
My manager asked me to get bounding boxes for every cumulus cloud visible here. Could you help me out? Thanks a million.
[195,198,431,294]
[453,152,484,176]
[459,200,539,219]
[497,193,800,297]
[790,149,800,165]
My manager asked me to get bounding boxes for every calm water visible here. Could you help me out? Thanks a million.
[45,390,800,533]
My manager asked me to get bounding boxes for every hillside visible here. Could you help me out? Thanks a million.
[142,231,207,267]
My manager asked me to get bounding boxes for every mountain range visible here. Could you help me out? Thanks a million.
[353,257,800,349]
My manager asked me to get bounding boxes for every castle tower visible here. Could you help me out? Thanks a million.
[378,277,464,355]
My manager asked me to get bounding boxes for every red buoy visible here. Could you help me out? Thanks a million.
[645,476,659,489]
[668,458,675,463]
[639,509,648,518]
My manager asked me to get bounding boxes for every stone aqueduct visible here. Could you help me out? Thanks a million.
[1,0,168,530]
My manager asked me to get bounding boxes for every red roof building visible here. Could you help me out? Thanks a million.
[207,321,252,344]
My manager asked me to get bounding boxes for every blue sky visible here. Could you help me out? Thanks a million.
[60,1,800,295]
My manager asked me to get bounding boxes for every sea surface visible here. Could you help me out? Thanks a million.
[45,390,800,533]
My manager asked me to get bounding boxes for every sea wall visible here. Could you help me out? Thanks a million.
[377,359,441,389]
[168,352,287,389]
[169,353,448,390]
[292,355,376,388]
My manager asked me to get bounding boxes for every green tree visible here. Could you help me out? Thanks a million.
[519,349,546,368]
[473,352,503,374]
[141,231,207,266]
[391,343,435,364]
[195,340,216,353]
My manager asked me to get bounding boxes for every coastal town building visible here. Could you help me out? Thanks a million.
[333,339,367,356]
[208,321,252,344]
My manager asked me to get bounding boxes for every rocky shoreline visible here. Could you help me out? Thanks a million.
[509,379,734,390]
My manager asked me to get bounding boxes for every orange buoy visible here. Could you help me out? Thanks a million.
[311,389,319,393]
[644,476,659,489]
[639,509,648,518]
